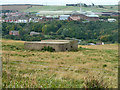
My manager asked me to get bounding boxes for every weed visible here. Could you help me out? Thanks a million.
[51,56,55,58]
[103,64,107,68]
[41,46,55,52]
[83,72,112,88]
[29,61,48,64]
[3,53,10,64]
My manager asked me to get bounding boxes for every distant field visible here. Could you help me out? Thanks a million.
[2,39,118,88]
[22,5,118,13]
[0,5,32,11]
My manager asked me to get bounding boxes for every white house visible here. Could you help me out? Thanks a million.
[59,15,70,20]
[30,31,40,36]
[18,19,28,23]
[108,18,117,22]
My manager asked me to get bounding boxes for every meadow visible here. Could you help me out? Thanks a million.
[23,5,118,13]
[2,39,118,88]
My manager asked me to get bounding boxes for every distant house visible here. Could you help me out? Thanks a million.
[101,12,113,16]
[101,12,119,17]
[9,31,19,36]
[70,11,99,21]
[70,11,87,20]
[42,16,54,21]
[59,15,70,20]
[30,31,40,36]
[108,18,117,22]
[96,42,104,45]
[4,19,19,23]
[66,4,77,6]
[18,19,28,23]
[69,16,81,21]
[85,15,99,21]
[88,43,96,45]
[42,16,59,21]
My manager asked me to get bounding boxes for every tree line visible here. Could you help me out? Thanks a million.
[2,20,118,43]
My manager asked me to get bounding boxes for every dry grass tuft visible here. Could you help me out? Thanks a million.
[83,71,115,88]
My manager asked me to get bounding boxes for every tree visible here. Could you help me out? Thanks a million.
[99,35,110,42]
[110,7,113,9]
[92,3,95,6]
[2,15,7,19]
[98,5,104,8]
[42,25,48,34]
[84,4,88,7]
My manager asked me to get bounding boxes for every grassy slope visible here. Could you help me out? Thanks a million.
[2,39,118,88]
[22,5,118,13]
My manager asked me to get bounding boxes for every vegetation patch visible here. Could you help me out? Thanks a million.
[41,46,55,52]
[2,44,24,51]
[29,61,48,64]
[83,72,112,88]
[78,47,95,51]
[9,61,22,65]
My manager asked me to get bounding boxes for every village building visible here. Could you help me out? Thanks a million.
[42,16,52,21]
[100,12,120,17]
[70,11,87,20]
[30,31,40,36]
[69,12,82,21]
[86,15,99,21]
[108,18,117,22]
[59,15,70,20]
[69,11,99,21]
[9,31,19,36]
[24,40,78,52]
[96,42,104,45]
[69,16,81,21]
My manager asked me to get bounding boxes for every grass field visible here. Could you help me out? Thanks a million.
[0,5,31,11]
[23,5,118,13]
[2,39,118,88]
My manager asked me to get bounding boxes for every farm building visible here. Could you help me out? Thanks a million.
[24,40,78,52]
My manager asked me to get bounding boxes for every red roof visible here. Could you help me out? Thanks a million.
[70,16,80,21]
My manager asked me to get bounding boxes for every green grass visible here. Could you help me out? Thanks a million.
[22,5,118,13]
[2,39,118,88]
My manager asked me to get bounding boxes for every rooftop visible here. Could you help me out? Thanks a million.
[25,41,69,44]
[86,15,99,17]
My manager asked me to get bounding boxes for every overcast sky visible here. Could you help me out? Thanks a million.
[0,0,119,5]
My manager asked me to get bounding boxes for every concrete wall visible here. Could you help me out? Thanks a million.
[41,40,78,50]
[24,40,78,52]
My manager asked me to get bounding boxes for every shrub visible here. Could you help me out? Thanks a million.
[83,72,112,88]
[41,46,55,52]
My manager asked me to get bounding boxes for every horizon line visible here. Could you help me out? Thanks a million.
[0,3,118,6]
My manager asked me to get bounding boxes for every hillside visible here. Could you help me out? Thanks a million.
[2,21,118,43]
[2,39,118,88]
[0,4,43,11]
[22,5,118,13]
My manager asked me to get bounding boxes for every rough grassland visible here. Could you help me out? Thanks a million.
[2,39,118,88]
[23,5,118,13]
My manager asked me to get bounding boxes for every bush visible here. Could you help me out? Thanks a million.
[88,40,96,44]
[83,72,112,88]
[41,46,55,52]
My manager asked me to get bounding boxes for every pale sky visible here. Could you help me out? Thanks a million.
[0,0,119,5]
